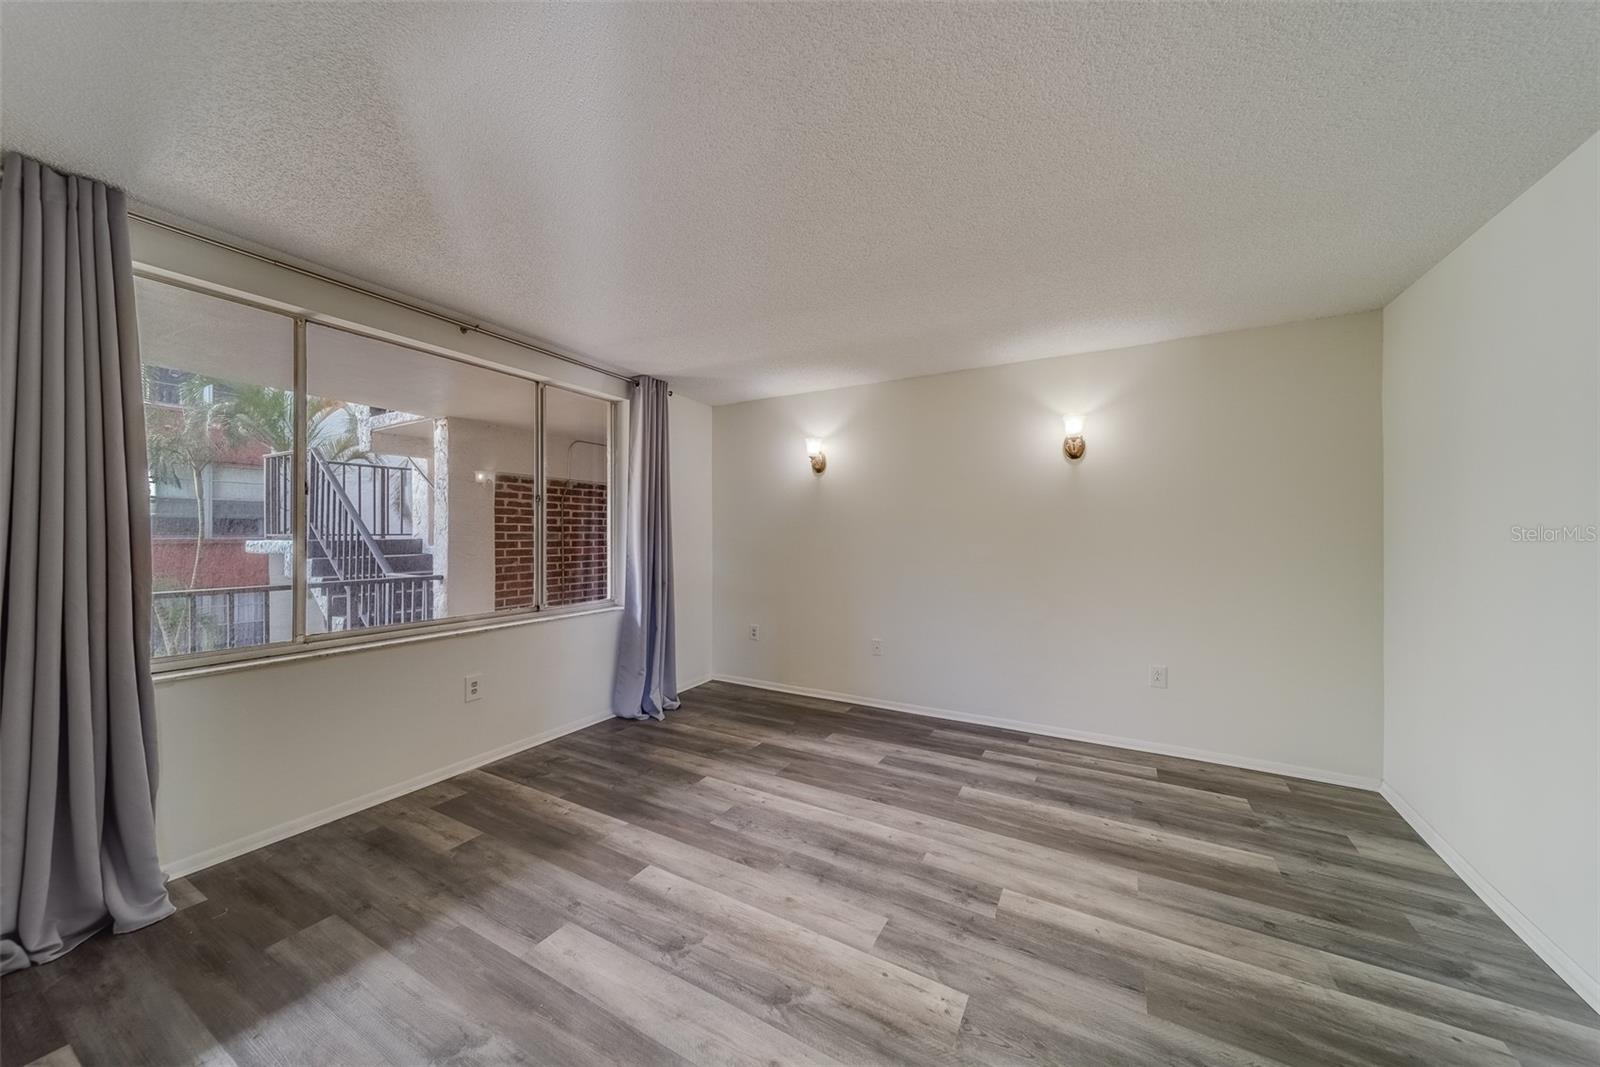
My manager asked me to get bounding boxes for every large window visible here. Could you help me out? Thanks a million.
[138,277,294,659]
[137,276,617,666]
[304,324,543,633]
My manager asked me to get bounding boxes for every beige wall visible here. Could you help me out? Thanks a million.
[713,312,1384,784]
[438,417,538,616]
[1383,133,1598,1007]
[671,394,715,687]
[154,609,621,873]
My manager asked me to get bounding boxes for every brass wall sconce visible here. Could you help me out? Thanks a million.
[1061,415,1086,460]
[805,438,827,474]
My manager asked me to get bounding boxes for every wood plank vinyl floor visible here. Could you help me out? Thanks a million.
[4,681,1596,1066]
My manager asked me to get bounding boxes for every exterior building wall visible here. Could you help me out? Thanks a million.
[151,539,270,589]
[545,478,608,606]
[493,475,537,610]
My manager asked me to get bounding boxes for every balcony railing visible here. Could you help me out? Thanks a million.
[151,572,446,658]
[246,448,443,640]
[321,573,443,631]
[263,451,417,539]
[152,584,283,657]
[264,451,292,537]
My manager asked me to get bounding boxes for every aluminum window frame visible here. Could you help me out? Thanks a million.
[138,267,623,675]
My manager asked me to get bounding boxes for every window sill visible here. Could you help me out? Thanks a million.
[151,601,623,684]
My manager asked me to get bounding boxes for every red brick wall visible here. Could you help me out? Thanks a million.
[545,478,608,606]
[151,539,269,590]
[493,476,537,610]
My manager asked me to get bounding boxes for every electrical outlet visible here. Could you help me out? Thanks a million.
[748,624,760,641]
[871,638,883,656]
[464,674,482,702]
[1149,665,1168,689]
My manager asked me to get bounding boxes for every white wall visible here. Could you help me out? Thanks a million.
[154,611,621,873]
[138,222,718,874]
[546,430,609,482]
[713,313,1384,784]
[1383,134,1598,1007]
[671,394,715,687]
[439,417,538,616]
[546,386,613,483]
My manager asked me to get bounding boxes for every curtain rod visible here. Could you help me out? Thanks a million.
[124,212,640,386]
[0,160,655,391]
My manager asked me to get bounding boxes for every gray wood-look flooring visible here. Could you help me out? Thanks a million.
[4,680,1596,1066]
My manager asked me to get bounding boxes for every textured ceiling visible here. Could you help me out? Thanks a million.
[3,3,1596,404]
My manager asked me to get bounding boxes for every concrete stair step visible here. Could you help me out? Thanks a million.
[380,553,435,574]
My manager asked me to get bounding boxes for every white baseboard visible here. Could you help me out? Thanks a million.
[1380,783,1600,1015]
[710,675,1379,791]
[161,710,614,879]
[678,673,716,692]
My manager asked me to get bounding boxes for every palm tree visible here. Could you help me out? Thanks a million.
[143,371,233,590]
[218,384,368,459]
[144,370,401,651]
[222,384,398,536]
[144,369,237,653]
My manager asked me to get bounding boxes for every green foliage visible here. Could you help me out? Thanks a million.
[142,367,383,648]
[221,382,371,460]
[142,367,373,481]
[143,370,229,491]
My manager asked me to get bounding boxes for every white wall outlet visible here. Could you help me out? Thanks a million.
[748,624,760,641]
[871,638,883,656]
[1149,665,1168,689]
[464,674,482,702]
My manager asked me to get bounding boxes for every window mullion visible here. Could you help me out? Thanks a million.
[291,317,308,644]
[536,382,548,612]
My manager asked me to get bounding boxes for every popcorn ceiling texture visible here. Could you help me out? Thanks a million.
[2,2,1595,404]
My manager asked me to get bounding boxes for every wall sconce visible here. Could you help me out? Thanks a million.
[1061,415,1086,460]
[474,470,496,484]
[805,438,827,474]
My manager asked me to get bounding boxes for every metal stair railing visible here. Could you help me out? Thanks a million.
[306,448,436,628]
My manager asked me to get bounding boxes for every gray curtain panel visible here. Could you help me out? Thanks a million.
[1,153,173,974]
[611,376,680,719]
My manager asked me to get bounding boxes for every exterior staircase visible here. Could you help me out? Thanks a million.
[308,536,433,580]
[308,535,439,630]
[303,448,442,630]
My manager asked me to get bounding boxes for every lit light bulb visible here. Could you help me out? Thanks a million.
[1061,415,1086,460]
[805,438,827,474]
